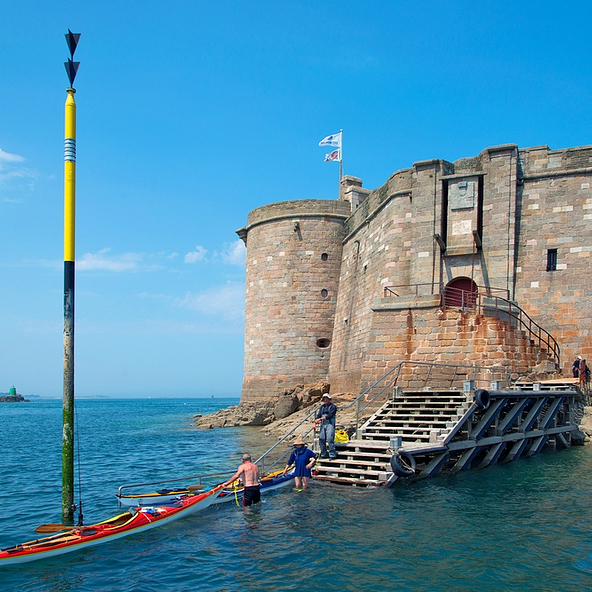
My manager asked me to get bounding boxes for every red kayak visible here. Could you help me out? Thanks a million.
[0,485,223,566]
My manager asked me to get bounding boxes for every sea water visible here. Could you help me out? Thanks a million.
[2,398,592,592]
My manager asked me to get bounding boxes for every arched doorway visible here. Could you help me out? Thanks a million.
[443,277,478,308]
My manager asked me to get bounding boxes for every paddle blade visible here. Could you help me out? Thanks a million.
[187,485,205,491]
[35,523,71,534]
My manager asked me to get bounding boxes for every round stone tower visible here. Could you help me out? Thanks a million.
[237,199,350,402]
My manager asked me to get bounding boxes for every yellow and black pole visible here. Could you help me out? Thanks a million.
[62,29,80,523]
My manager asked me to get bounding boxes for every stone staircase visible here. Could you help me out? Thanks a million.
[314,389,471,487]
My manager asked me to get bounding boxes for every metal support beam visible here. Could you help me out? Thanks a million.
[540,396,565,430]
[418,452,450,479]
[472,399,506,440]
[526,435,548,457]
[475,442,506,469]
[502,438,530,463]
[451,447,481,473]
[556,432,569,449]
[520,398,548,432]
[497,399,530,435]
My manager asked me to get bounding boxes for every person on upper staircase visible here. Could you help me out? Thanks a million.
[313,394,338,460]
[573,356,582,378]
[579,359,590,396]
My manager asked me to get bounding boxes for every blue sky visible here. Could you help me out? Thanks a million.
[1,1,591,397]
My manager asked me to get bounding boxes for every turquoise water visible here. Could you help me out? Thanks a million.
[2,398,592,591]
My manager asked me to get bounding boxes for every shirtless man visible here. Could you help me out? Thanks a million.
[222,454,261,506]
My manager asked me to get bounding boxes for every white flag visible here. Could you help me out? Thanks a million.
[319,132,342,148]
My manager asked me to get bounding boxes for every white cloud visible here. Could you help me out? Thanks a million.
[176,282,245,320]
[0,148,24,164]
[220,239,246,266]
[78,248,144,272]
[0,147,38,203]
[184,245,207,263]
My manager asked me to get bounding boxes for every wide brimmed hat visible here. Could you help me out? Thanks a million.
[293,436,306,446]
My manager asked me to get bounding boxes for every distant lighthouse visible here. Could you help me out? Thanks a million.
[9,386,17,397]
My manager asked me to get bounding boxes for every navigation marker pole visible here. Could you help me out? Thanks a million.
[62,29,80,523]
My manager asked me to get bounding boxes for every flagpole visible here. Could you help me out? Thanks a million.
[339,129,343,180]
[339,129,343,198]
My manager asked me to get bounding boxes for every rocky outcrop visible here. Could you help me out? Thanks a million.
[192,382,330,429]
[0,394,28,403]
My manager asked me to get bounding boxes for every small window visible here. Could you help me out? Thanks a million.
[321,253,328,261]
[321,289,328,298]
[546,249,558,272]
[316,338,331,348]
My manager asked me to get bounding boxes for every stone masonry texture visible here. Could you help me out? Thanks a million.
[237,144,592,401]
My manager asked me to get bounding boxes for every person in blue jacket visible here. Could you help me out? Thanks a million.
[283,436,317,490]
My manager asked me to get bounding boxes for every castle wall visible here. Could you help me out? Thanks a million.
[359,306,540,392]
[514,145,592,370]
[328,147,524,394]
[238,199,350,401]
[239,143,592,402]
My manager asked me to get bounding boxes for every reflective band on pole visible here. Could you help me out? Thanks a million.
[64,138,76,162]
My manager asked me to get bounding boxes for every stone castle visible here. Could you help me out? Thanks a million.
[236,143,592,402]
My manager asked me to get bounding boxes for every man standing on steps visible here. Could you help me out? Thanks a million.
[313,394,338,460]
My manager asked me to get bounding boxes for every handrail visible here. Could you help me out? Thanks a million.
[254,409,319,474]
[442,286,560,368]
[383,283,510,299]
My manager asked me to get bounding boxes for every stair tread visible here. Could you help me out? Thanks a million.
[326,451,392,460]
[369,420,451,426]
[317,459,389,469]
[340,440,391,449]
[313,475,386,486]
[315,466,390,476]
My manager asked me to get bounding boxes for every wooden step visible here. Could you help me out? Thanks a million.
[313,475,386,487]
[376,408,461,416]
[369,419,451,427]
[385,402,468,410]
[363,433,432,441]
[317,458,390,470]
[393,393,467,400]
[326,452,392,463]
[363,426,438,434]
[338,439,391,450]
[315,466,390,478]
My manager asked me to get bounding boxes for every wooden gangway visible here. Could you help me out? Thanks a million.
[314,380,582,487]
